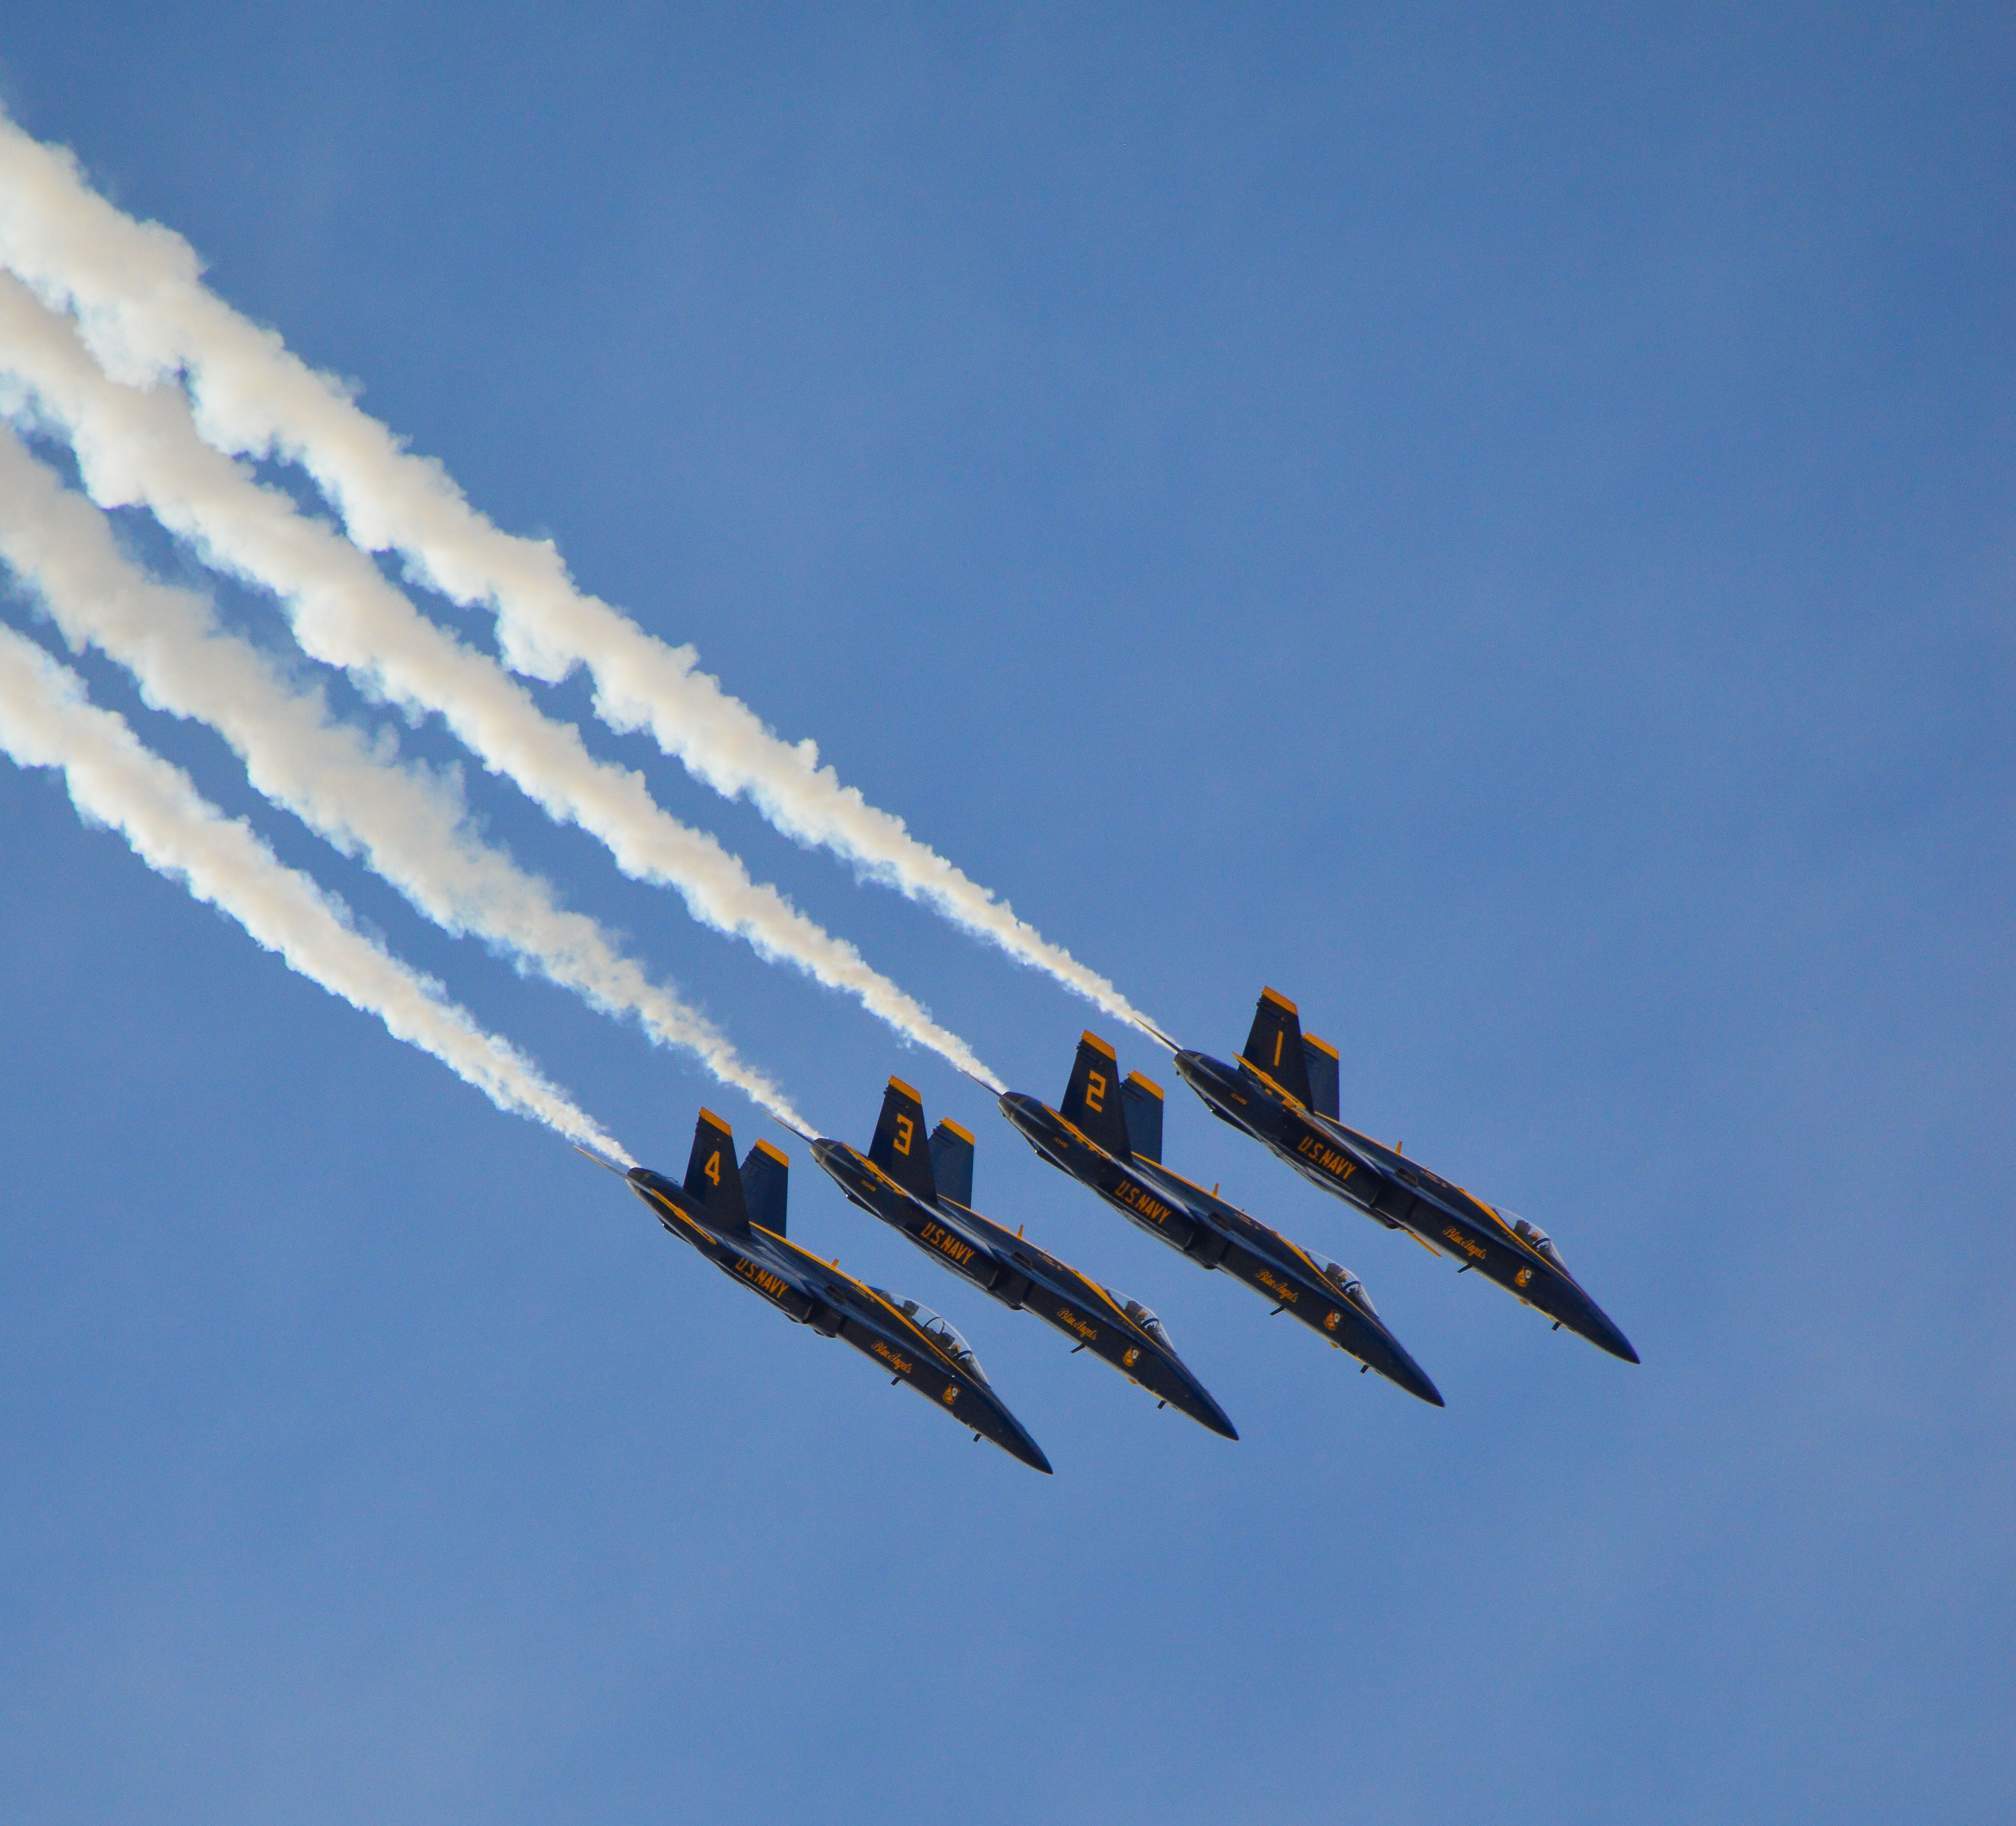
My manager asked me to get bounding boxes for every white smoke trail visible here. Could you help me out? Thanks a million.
[0,618,630,1159]
[0,273,1002,1089]
[0,421,806,1132]
[0,112,1168,1044]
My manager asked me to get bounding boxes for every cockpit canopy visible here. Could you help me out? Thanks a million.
[1508,1214,1569,1273]
[1317,1259,1371,1311]
[895,1297,989,1383]
[1120,1296,1174,1351]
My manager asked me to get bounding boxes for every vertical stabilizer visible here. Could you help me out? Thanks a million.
[742,1139,789,1236]
[868,1077,938,1201]
[929,1119,976,1209]
[1241,987,1313,1107]
[1303,1033,1340,1122]
[1061,1031,1131,1158]
[684,1109,749,1229]
[1121,1072,1165,1163]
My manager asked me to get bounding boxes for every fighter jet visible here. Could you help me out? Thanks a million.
[999,1032,1443,1406]
[809,1078,1239,1440]
[1173,989,1639,1365]
[592,1107,1052,1472]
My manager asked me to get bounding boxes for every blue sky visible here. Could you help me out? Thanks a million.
[1,6,2010,1820]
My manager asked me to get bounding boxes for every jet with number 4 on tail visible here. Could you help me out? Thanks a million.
[999,1032,1443,1406]
[587,1108,1052,1472]
[810,1079,1239,1440]
[1174,989,1639,1365]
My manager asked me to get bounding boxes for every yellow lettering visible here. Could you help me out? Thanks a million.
[922,1222,975,1265]
[872,1340,916,1375]
[1085,1070,1107,1112]
[893,1113,914,1156]
[1116,1183,1169,1224]
[733,1256,788,1298]
[704,1149,721,1186]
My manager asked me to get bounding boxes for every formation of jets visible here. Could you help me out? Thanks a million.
[587,987,1638,1472]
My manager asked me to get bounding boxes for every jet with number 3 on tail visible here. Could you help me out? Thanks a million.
[1174,989,1639,1365]
[1000,1032,1443,1406]
[587,1108,1052,1472]
[810,1078,1239,1440]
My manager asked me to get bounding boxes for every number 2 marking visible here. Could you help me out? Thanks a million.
[1085,1070,1106,1112]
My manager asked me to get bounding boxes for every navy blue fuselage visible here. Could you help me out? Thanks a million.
[1174,1044,1639,1365]
[810,1080,1239,1440]
[618,1116,1051,1472]
[998,1083,1444,1406]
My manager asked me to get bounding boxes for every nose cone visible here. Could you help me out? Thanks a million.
[993,1412,1054,1475]
[1139,1346,1241,1441]
[1548,1280,1640,1364]
[1192,1391,1241,1442]
[1341,1304,1446,1407]
[1584,1306,1641,1365]
[1383,1343,1447,1409]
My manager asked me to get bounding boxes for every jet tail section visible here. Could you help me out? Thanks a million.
[1303,1032,1340,1122]
[929,1120,975,1208]
[1122,1072,1165,1163]
[868,1077,938,1201]
[683,1109,749,1230]
[1061,1031,1131,1158]
[742,1138,789,1236]
[1242,987,1313,1107]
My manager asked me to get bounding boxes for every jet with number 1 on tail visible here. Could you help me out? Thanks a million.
[1000,1032,1443,1406]
[810,1078,1239,1440]
[587,1108,1052,1472]
[1174,989,1639,1365]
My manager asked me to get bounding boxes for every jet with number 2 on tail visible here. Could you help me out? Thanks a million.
[810,1078,1239,1440]
[1000,1032,1443,1406]
[585,1108,1052,1472]
[1174,989,1639,1365]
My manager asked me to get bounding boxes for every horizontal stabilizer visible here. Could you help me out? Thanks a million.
[929,1119,975,1208]
[869,1076,937,1201]
[1242,986,1312,1107]
[1062,1030,1131,1158]
[1122,1072,1165,1163]
[1303,1032,1340,1122]
[742,1138,789,1236]
[684,1109,749,1229]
